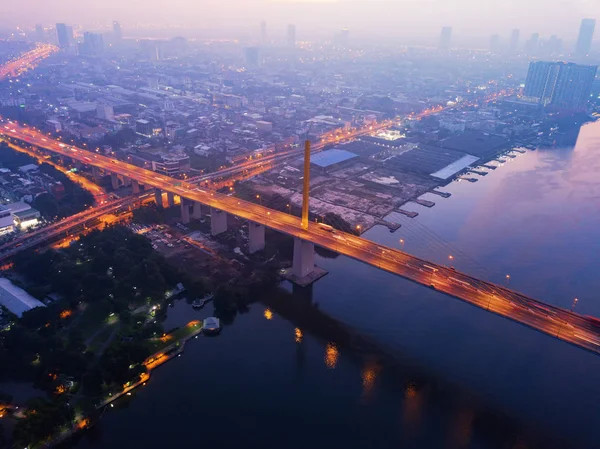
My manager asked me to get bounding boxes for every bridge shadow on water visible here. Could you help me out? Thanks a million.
[264,283,580,449]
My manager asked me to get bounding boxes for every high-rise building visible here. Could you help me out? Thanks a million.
[509,29,520,52]
[439,26,452,51]
[244,46,260,67]
[287,24,296,48]
[55,23,72,49]
[552,63,597,110]
[260,21,267,45]
[113,21,123,42]
[336,28,350,47]
[575,18,595,56]
[35,24,45,42]
[524,32,540,55]
[490,34,501,53]
[523,61,597,110]
[81,32,104,56]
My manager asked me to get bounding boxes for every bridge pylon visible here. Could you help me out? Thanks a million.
[301,140,310,230]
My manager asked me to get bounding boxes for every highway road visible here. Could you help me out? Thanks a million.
[0,193,148,260]
[3,118,600,356]
[0,43,58,81]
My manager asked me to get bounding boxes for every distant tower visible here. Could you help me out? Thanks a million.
[287,24,296,48]
[113,21,123,42]
[524,32,540,55]
[490,34,501,53]
[244,46,260,67]
[260,20,267,45]
[439,26,452,51]
[55,23,71,49]
[35,24,45,42]
[575,18,595,56]
[338,28,349,47]
[509,29,520,53]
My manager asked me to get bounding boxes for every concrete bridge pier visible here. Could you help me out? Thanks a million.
[132,180,140,194]
[292,238,315,279]
[180,199,191,224]
[192,201,202,219]
[167,192,175,207]
[92,166,101,182]
[74,160,82,170]
[210,208,227,236]
[248,222,265,254]
[111,173,119,190]
[154,189,163,207]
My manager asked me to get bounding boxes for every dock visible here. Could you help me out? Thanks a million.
[468,169,488,176]
[376,220,401,232]
[481,164,497,170]
[430,190,451,198]
[413,199,435,208]
[458,176,478,183]
[513,149,526,154]
[396,209,419,218]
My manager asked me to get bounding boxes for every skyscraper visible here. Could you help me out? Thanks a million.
[552,63,597,110]
[81,32,104,56]
[439,26,452,51]
[575,18,595,56]
[35,24,45,43]
[287,24,296,48]
[523,61,597,110]
[244,46,260,67]
[524,32,540,55]
[260,21,267,45]
[113,21,123,42]
[490,34,501,53]
[55,23,71,49]
[509,29,520,53]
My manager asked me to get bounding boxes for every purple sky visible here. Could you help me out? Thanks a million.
[1,0,599,43]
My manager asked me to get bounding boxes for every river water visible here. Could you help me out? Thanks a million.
[74,121,600,449]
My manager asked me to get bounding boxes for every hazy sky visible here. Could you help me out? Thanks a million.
[2,0,600,43]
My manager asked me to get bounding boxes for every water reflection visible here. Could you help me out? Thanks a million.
[294,328,303,343]
[447,409,474,449]
[402,381,423,438]
[264,308,273,320]
[324,342,339,369]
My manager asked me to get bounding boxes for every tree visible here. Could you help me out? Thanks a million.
[12,397,74,448]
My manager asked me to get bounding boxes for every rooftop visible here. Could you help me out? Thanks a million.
[310,149,359,168]
[0,277,45,318]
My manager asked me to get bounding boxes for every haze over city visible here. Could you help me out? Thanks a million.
[2,0,600,44]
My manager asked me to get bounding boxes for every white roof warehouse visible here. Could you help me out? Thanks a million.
[0,278,46,317]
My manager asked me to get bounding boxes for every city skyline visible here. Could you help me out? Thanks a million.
[2,0,600,42]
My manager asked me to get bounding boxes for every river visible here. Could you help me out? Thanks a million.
[73,121,600,449]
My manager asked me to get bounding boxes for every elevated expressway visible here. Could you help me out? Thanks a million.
[3,119,600,356]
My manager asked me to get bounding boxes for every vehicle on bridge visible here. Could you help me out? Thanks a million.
[318,223,335,233]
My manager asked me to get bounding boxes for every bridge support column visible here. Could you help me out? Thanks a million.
[180,199,191,224]
[111,173,119,190]
[292,238,315,279]
[167,192,175,207]
[132,180,140,194]
[154,189,163,208]
[59,155,65,166]
[92,166,101,182]
[248,222,265,254]
[192,201,202,219]
[74,160,82,170]
[122,176,131,187]
[210,208,227,236]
